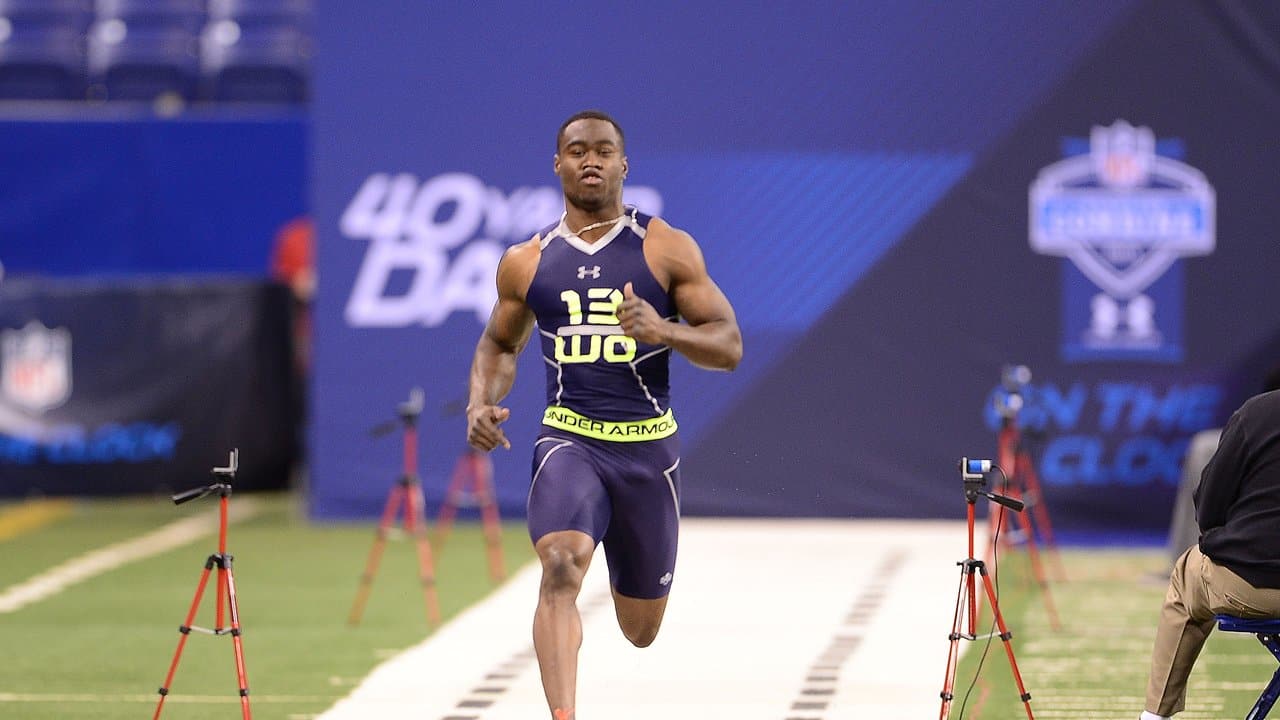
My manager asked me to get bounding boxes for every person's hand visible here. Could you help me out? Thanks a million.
[467,404,511,451]
[618,282,668,345]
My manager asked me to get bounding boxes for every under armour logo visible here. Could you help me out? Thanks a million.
[577,265,601,279]
[658,572,672,586]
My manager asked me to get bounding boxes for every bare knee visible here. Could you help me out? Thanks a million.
[613,591,668,647]
[537,534,593,598]
[621,622,660,648]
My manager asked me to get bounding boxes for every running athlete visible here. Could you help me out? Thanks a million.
[466,110,742,720]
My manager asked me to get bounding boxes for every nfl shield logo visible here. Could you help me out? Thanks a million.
[1,321,72,413]
[1029,120,1216,361]
[1090,120,1153,189]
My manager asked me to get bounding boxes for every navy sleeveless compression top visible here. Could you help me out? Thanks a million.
[525,207,676,423]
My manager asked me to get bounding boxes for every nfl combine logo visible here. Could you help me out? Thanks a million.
[1,321,72,413]
[1029,120,1216,362]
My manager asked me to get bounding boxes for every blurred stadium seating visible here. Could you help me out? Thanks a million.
[201,18,308,102]
[87,19,201,101]
[0,0,309,103]
[208,0,308,27]
[0,0,91,100]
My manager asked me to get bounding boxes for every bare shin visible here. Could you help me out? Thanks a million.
[533,531,594,717]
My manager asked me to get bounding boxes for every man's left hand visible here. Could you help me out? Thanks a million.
[618,282,669,345]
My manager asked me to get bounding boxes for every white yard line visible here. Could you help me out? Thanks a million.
[0,498,261,614]
[318,518,975,720]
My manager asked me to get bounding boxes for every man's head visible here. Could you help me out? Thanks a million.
[556,110,624,152]
[554,110,628,214]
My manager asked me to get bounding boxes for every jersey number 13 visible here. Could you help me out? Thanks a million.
[554,288,637,364]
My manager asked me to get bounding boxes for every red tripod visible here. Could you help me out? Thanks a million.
[348,388,442,627]
[153,450,251,720]
[435,448,506,582]
[998,419,1066,582]
[985,367,1062,631]
[939,458,1035,720]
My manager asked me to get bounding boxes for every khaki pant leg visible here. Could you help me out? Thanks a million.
[1204,560,1280,619]
[1146,546,1216,716]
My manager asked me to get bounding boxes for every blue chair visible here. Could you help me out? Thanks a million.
[0,0,91,100]
[201,22,307,103]
[95,0,205,32]
[1216,615,1280,719]
[207,0,310,28]
[0,0,93,26]
[88,21,199,101]
[0,22,86,99]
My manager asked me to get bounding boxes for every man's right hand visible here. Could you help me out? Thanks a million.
[467,404,512,451]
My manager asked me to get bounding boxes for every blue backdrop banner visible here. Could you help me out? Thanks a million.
[0,278,298,496]
[0,111,307,277]
[309,1,1280,538]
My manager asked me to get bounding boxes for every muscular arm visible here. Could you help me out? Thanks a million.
[467,239,538,450]
[622,219,742,371]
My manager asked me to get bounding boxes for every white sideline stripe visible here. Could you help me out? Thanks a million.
[0,692,332,704]
[0,498,261,614]
[317,518,976,720]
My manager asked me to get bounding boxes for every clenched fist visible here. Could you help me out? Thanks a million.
[618,282,669,345]
[467,404,511,451]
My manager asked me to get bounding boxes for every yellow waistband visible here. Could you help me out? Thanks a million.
[542,406,678,442]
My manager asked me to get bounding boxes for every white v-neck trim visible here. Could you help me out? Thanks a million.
[556,218,625,255]
[549,207,639,256]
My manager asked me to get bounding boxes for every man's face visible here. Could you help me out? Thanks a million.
[555,119,627,213]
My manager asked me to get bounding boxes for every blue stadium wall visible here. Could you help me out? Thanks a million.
[0,112,309,494]
[4,2,1278,540]
[308,0,1280,538]
[0,112,308,276]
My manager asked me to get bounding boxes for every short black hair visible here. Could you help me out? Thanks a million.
[557,110,625,151]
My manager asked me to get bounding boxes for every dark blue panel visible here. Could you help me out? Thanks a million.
[0,278,298,495]
[308,0,1168,522]
[0,111,308,277]
[682,0,1280,534]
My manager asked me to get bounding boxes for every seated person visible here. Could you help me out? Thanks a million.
[1140,387,1280,719]
[1163,365,1280,572]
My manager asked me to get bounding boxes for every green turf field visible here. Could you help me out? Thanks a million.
[6,499,1280,719]
[0,494,535,720]
[948,546,1280,719]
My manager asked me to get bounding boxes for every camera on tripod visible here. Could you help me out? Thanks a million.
[1001,364,1031,391]
[958,457,1023,511]
[960,457,991,481]
[993,364,1031,420]
[171,449,238,505]
[397,387,424,421]
[959,456,991,497]
[941,454,1036,718]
